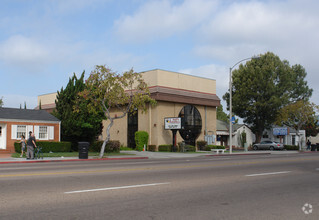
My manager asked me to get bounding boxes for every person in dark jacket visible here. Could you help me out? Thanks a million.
[26,131,37,159]
[306,139,311,150]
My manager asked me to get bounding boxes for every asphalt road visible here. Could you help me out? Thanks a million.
[1,153,319,220]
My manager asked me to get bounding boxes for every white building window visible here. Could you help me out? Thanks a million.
[17,125,26,139]
[39,126,48,140]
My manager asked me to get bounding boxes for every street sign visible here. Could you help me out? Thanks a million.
[231,116,236,124]
[164,117,181,130]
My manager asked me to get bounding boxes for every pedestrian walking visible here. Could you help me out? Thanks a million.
[19,135,26,157]
[26,131,37,159]
[306,139,311,151]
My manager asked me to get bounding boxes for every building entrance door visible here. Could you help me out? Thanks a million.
[0,124,7,149]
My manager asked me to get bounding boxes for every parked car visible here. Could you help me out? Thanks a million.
[253,140,284,150]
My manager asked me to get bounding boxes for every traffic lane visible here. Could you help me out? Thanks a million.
[1,165,318,219]
[0,153,318,176]
[1,153,319,193]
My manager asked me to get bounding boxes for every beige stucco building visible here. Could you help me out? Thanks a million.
[36,69,220,149]
[100,69,220,148]
[36,92,57,113]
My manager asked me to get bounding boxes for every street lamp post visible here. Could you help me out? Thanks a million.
[229,56,259,154]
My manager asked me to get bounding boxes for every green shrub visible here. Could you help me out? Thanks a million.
[177,142,195,152]
[15,141,72,153]
[158,144,172,152]
[197,140,207,150]
[148,145,157,152]
[205,145,225,151]
[135,131,149,151]
[89,140,120,153]
[284,145,299,150]
[185,145,196,152]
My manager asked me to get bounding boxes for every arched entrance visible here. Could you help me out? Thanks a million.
[178,105,202,146]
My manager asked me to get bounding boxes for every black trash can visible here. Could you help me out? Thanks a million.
[78,142,89,159]
[311,144,316,151]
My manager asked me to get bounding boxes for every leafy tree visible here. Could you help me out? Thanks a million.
[223,52,313,142]
[54,71,104,150]
[276,100,319,150]
[302,118,319,138]
[0,97,3,107]
[78,65,156,158]
[217,105,228,122]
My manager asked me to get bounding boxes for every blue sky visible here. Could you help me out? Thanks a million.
[1,0,319,111]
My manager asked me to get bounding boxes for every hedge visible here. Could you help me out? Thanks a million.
[177,142,196,152]
[148,145,157,152]
[204,145,225,151]
[14,141,72,153]
[284,145,299,150]
[135,131,149,151]
[197,140,207,151]
[184,145,196,152]
[89,140,120,153]
[158,145,172,152]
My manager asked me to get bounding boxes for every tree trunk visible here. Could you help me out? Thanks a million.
[99,119,114,158]
[255,132,262,143]
[296,128,302,151]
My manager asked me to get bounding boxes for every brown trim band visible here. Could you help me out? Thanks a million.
[149,86,220,107]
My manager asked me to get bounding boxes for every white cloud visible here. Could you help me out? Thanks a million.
[114,0,218,43]
[0,35,49,73]
[195,0,319,60]
[192,0,319,106]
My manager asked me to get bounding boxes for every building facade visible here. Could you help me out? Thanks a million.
[35,92,57,113]
[0,108,61,153]
[100,69,220,148]
[35,69,220,149]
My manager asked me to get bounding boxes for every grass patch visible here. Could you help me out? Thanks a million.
[120,146,134,151]
[11,152,134,158]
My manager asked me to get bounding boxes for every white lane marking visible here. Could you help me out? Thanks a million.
[245,171,291,177]
[64,182,170,194]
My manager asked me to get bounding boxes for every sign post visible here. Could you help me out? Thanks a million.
[164,117,181,152]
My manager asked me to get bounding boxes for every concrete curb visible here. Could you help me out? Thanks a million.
[205,153,271,157]
[0,157,149,164]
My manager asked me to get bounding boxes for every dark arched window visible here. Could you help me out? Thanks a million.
[178,105,202,146]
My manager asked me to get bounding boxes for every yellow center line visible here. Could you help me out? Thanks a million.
[0,157,317,178]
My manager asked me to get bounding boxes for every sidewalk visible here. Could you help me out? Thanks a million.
[0,150,301,164]
[121,150,300,159]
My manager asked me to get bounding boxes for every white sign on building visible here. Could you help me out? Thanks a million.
[164,117,181,130]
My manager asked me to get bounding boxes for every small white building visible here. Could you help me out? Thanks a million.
[216,120,254,148]
[261,126,306,147]
[216,120,306,148]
